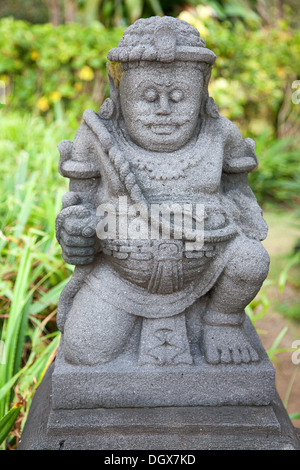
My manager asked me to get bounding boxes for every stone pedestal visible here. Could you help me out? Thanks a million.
[18,363,300,450]
[51,317,275,409]
[18,318,300,450]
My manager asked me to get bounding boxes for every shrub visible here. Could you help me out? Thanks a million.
[0,18,123,120]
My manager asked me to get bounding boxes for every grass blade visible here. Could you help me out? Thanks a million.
[0,239,32,416]
[0,403,22,445]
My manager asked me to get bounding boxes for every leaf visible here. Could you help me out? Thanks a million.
[36,339,59,386]
[0,403,22,446]
[147,0,163,16]
[267,326,289,361]
[0,367,26,403]
[124,0,143,23]
[18,333,60,393]
[29,279,69,315]
[0,239,32,416]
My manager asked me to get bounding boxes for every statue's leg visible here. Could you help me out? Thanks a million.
[63,283,137,365]
[202,237,270,364]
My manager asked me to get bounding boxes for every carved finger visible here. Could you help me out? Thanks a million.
[64,246,95,257]
[60,229,95,247]
[62,192,82,209]
[56,205,92,240]
[82,225,96,237]
[60,204,91,221]
[63,215,94,236]
[62,254,95,266]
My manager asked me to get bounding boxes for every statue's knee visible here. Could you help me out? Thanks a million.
[64,330,122,365]
[63,294,135,365]
[226,239,270,284]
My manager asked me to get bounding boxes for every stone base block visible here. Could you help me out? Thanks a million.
[18,364,300,450]
[52,316,276,409]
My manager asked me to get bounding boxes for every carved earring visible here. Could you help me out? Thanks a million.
[99,98,115,120]
[205,96,219,119]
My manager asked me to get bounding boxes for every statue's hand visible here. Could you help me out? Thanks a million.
[55,193,98,265]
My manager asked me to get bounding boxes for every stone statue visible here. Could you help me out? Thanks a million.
[18,16,300,450]
[55,16,270,368]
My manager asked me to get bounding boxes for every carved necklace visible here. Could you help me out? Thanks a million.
[115,121,203,181]
[130,153,198,180]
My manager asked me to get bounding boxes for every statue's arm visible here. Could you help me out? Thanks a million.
[55,123,102,265]
[221,118,268,241]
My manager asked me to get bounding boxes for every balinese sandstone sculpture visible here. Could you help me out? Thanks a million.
[55,16,269,369]
[18,16,300,450]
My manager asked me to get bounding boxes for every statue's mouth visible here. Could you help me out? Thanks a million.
[137,116,189,133]
[150,124,177,135]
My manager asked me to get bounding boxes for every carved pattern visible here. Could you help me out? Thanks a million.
[139,315,193,366]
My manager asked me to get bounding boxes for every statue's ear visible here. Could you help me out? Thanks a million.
[199,64,219,119]
[101,68,121,120]
[205,96,219,118]
[98,98,115,120]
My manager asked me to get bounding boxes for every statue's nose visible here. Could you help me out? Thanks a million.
[156,93,171,115]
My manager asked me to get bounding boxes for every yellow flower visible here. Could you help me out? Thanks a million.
[37,97,49,112]
[30,50,39,61]
[178,12,209,38]
[0,74,9,85]
[78,65,94,82]
[276,67,286,79]
[74,82,83,92]
[196,5,216,20]
[49,91,62,103]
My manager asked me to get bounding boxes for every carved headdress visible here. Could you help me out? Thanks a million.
[107,16,216,65]
[101,16,219,121]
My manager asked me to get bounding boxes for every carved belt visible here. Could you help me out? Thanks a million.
[148,240,183,294]
[100,239,223,293]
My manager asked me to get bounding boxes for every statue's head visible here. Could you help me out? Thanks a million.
[104,16,218,152]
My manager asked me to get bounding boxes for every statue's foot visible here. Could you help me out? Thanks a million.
[203,325,260,365]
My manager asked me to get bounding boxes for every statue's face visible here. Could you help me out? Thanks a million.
[119,63,204,152]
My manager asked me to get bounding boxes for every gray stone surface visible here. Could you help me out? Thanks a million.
[51,316,275,409]
[55,16,270,375]
[19,16,299,450]
[18,364,300,450]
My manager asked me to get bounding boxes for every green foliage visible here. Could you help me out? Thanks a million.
[0,111,74,449]
[177,6,300,207]
[179,7,300,141]
[1,12,300,446]
[1,14,300,140]
[0,0,49,24]
[277,250,300,322]
[248,137,300,206]
[1,15,299,206]
[0,403,22,446]
[246,281,296,364]
[96,0,164,26]
[0,18,123,119]
[245,280,272,329]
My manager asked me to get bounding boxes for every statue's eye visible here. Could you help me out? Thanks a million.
[170,89,184,103]
[144,88,158,102]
